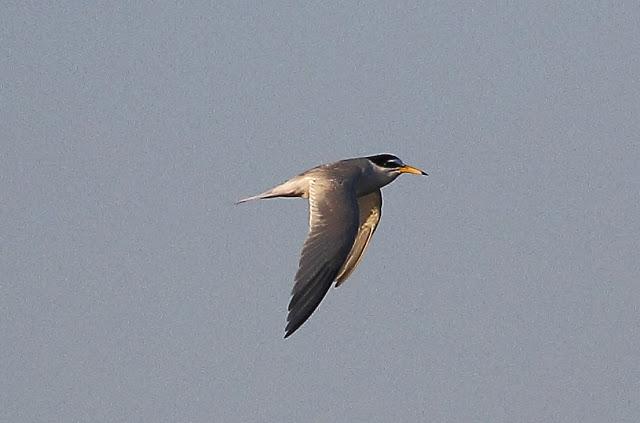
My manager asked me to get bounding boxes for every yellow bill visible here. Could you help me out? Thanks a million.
[399,164,428,176]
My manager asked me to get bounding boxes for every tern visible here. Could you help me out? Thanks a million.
[237,154,428,337]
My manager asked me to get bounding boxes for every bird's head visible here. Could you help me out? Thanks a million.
[366,154,428,177]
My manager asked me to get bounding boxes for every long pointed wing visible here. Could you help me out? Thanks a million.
[335,190,382,287]
[284,178,359,338]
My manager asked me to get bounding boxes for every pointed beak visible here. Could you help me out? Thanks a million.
[399,164,428,176]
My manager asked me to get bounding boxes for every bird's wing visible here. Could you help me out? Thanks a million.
[285,177,359,337]
[335,189,382,287]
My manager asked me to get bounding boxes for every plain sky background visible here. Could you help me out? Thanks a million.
[2,2,639,422]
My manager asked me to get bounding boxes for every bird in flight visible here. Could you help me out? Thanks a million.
[237,154,428,337]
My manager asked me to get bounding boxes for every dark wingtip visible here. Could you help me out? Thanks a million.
[283,319,302,338]
[283,325,296,339]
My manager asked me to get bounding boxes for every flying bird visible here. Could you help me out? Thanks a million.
[237,154,428,337]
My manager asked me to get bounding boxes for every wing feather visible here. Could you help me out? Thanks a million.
[335,190,382,286]
[284,177,359,337]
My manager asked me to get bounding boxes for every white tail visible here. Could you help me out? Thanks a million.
[235,175,308,205]
[235,191,273,204]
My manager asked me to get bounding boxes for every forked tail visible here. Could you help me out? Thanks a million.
[235,191,278,204]
[236,177,307,205]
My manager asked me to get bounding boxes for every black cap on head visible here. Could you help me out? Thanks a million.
[367,154,404,168]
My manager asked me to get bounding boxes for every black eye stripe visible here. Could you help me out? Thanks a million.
[367,154,404,168]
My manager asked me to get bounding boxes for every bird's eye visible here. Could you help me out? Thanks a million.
[384,160,402,168]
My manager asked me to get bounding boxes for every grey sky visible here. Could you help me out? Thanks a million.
[2,2,639,422]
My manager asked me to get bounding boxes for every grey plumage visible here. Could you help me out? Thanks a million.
[336,190,382,286]
[237,154,427,337]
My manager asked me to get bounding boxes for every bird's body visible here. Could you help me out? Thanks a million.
[237,157,397,202]
[237,154,427,337]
